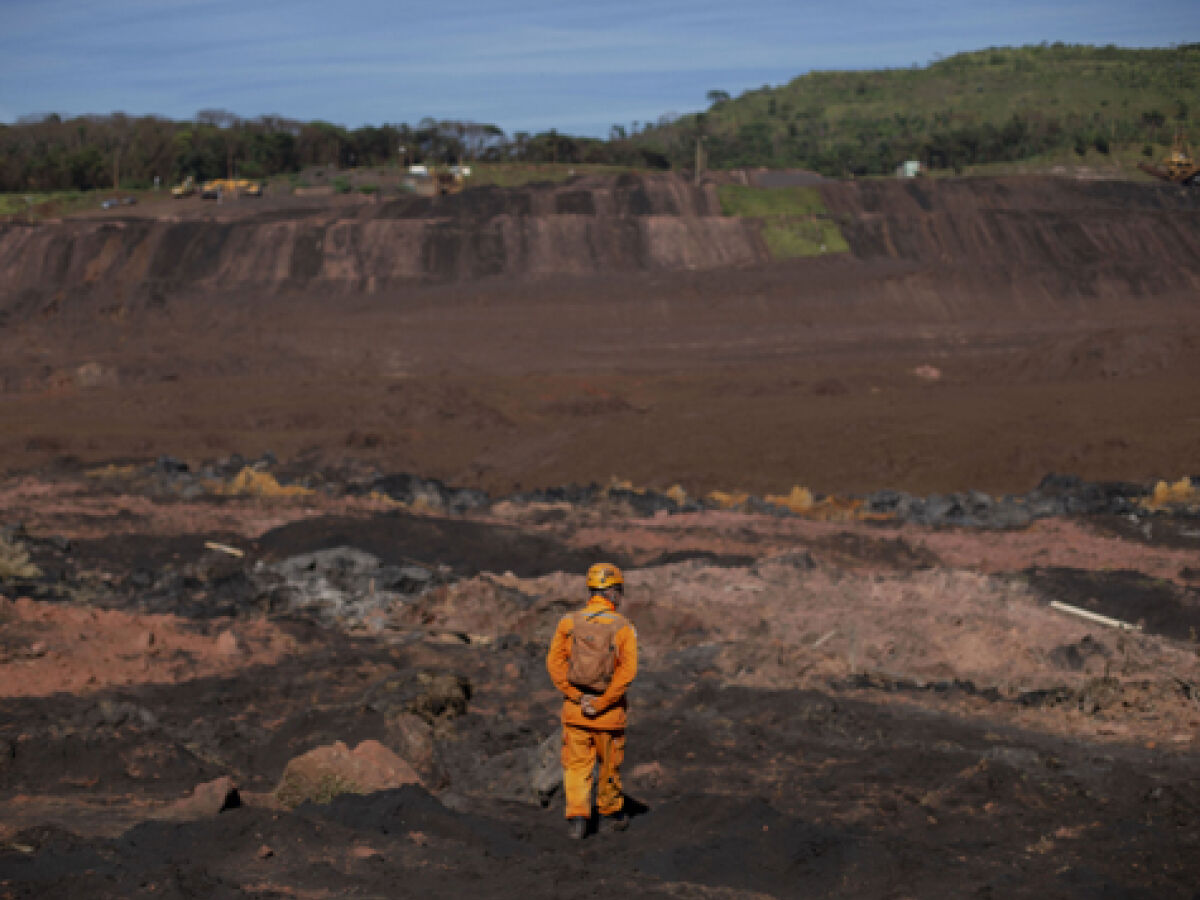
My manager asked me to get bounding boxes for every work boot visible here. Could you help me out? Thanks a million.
[567,817,587,840]
[602,810,629,832]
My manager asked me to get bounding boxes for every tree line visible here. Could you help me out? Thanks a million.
[0,111,667,193]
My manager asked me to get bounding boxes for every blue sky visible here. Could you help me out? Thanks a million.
[1,0,1195,136]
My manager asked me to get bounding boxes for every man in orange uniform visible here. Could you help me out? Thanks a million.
[546,562,638,840]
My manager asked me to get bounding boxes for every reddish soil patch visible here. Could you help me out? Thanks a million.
[0,596,302,697]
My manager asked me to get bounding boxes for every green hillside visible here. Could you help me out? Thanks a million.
[634,43,1200,175]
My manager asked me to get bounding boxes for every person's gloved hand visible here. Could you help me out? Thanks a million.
[580,694,598,718]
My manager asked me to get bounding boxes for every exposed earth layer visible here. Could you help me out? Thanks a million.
[1,173,1198,496]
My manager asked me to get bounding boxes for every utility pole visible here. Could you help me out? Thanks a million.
[113,147,120,190]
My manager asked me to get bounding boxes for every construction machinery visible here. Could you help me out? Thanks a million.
[170,176,197,198]
[200,178,265,199]
[1138,132,1200,185]
[433,167,468,196]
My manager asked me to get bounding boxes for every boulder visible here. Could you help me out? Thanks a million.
[384,712,440,782]
[988,499,1033,530]
[275,740,422,808]
[214,629,242,656]
[630,761,665,788]
[171,776,240,817]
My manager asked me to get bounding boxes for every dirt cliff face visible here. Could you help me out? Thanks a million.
[3,174,1199,313]
[821,176,1200,304]
[0,175,765,307]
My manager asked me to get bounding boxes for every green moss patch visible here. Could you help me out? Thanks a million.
[717,184,848,259]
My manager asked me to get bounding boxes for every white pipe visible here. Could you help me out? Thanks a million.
[1049,600,1142,632]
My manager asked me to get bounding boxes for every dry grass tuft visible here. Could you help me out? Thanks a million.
[211,468,314,499]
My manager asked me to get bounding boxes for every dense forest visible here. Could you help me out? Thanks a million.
[1,43,1197,192]
[636,43,1200,174]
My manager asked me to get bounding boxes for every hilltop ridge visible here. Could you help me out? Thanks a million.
[637,43,1200,174]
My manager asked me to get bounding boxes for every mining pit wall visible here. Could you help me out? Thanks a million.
[821,176,1200,304]
[0,175,764,309]
[2,173,1199,314]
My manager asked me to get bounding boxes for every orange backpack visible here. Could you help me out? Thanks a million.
[567,609,627,693]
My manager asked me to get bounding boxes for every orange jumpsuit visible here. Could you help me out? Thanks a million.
[545,595,638,819]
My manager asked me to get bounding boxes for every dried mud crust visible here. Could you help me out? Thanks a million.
[1,480,1199,897]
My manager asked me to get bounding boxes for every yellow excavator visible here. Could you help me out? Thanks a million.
[200,178,265,199]
[170,176,197,198]
[1139,131,1200,185]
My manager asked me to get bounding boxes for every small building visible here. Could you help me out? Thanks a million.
[895,160,923,178]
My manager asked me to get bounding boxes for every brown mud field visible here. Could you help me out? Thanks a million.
[1,173,1199,897]
[1,174,1199,496]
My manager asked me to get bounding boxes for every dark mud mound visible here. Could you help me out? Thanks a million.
[1026,566,1200,640]
[253,512,618,577]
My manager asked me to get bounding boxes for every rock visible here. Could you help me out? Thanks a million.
[531,731,562,806]
[256,844,274,859]
[377,565,434,592]
[630,761,665,788]
[866,489,906,514]
[986,498,1031,529]
[923,493,965,526]
[409,672,471,723]
[172,776,241,817]
[275,740,422,808]
[155,455,189,474]
[384,712,437,777]
[369,473,488,514]
[607,487,680,518]
[508,483,599,506]
[132,629,156,651]
[214,629,242,656]
[92,699,158,729]
[965,490,993,518]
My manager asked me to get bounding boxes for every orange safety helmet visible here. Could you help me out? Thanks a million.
[586,562,625,591]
